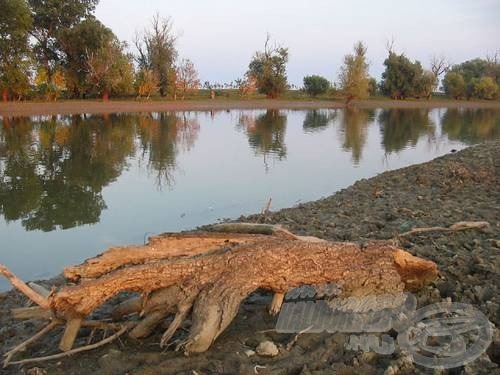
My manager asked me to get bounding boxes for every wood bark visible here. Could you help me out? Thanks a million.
[1,226,439,362]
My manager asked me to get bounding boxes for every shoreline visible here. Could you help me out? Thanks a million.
[1,98,500,117]
[0,142,498,374]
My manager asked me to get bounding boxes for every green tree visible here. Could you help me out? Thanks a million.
[368,77,378,96]
[471,76,498,100]
[86,39,134,100]
[339,41,370,104]
[380,52,424,99]
[447,58,500,99]
[134,14,178,97]
[58,18,115,97]
[415,70,437,100]
[0,0,32,101]
[442,72,466,99]
[28,0,99,80]
[303,75,330,97]
[247,35,289,98]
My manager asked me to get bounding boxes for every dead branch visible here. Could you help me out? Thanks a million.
[3,319,62,368]
[8,323,132,367]
[396,221,489,239]
[0,264,49,309]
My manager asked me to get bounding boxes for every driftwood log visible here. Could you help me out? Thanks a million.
[0,222,463,367]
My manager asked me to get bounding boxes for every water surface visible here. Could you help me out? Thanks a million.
[1,107,499,290]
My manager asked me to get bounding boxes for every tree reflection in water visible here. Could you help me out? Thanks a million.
[302,109,337,134]
[441,108,500,144]
[0,113,200,231]
[238,109,287,171]
[337,107,375,164]
[378,108,435,153]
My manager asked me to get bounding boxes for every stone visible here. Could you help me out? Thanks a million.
[256,341,279,357]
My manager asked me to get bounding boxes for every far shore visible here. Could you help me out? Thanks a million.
[1,98,500,117]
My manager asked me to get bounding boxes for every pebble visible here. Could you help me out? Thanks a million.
[256,341,279,357]
[244,349,256,357]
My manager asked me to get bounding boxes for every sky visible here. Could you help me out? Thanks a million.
[95,0,500,86]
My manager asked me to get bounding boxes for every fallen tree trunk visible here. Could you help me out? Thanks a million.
[1,225,440,366]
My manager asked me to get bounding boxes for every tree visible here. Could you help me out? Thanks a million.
[135,14,177,97]
[471,77,498,100]
[415,70,437,100]
[135,69,159,100]
[236,75,257,97]
[442,72,466,99]
[339,41,370,104]
[303,75,330,97]
[0,0,32,101]
[86,39,135,100]
[175,58,200,100]
[429,55,449,96]
[34,67,67,100]
[368,77,378,96]
[380,52,424,99]
[28,0,99,81]
[247,35,289,98]
[58,18,115,97]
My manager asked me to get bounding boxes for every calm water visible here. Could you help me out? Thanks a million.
[1,108,499,290]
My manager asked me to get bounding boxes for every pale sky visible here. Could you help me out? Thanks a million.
[95,0,500,86]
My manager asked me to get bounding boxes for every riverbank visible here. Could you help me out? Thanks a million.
[1,98,500,117]
[0,141,498,374]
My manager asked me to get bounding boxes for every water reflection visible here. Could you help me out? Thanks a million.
[441,108,500,144]
[303,109,337,133]
[238,109,287,160]
[0,113,200,231]
[338,108,376,164]
[137,113,200,188]
[378,109,436,153]
[0,108,498,234]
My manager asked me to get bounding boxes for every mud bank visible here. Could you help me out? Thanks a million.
[1,98,500,117]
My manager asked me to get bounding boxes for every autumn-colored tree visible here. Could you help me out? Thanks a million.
[471,77,498,100]
[236,75,257,97]
[135,68,159,100]
[35,67,67,101]
[339,41,370,104]
[175,59,200,100]
[247,35,289,98]
[135,14,178,97]
[86,40,135,100]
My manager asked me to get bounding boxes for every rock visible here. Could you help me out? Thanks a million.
[244,349,256,357]
[256,341,279,357]
[360,351,378,364]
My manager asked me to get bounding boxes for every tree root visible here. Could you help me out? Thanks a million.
[0,224,447,366]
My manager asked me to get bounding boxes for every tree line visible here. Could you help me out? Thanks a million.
[1,0,499,102]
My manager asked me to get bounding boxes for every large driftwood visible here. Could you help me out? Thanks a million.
[1,224,443,366]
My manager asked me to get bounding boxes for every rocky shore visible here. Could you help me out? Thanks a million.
[1,141,498,374]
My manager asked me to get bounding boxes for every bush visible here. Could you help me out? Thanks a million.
[442,72,466,99]
[471,77,498,100]
[303,75,330,97]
